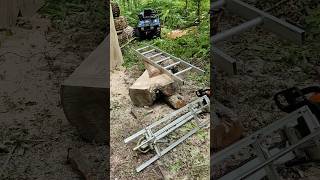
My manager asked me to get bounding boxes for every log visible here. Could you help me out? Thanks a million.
[61,36,109,144]
[143,61,161,78]
[110,5,123,69]
[129,71,176,107]
[164,94,186,109]
[211,101,244,151]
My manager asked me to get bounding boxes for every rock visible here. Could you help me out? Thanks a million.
[164,94,186,109]
[129,71,176,107]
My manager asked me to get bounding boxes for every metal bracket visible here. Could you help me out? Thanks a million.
[135,45,205,84]
[124,95,210,172]
[211,106,320,180]
[211,0,305,75]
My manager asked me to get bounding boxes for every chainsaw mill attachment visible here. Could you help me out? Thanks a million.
[211,106,320,180]
[124,95,210,172]
[135,45,205,84]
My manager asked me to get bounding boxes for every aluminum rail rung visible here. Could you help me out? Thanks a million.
[136,127,200,172]
[136,46,149,52]
[212,106,320,180]
[174,67,193,76]
[141,49,155,55]
[164,61,180,69]
[211,0,226,10]
[240,129,320,179]
[124,96,207,143]
[211,17,263,43]
[148,52,163,59]
[155,57,171,64]
[147,45,205,74]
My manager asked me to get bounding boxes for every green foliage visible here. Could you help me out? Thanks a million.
[40,0,107,32]
[305,5,320,36]
[115,0,210,29]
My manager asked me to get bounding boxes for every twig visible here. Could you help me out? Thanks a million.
[0,144,18,177]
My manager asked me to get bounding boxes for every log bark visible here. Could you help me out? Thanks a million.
[144,61,161,78]
[110,6,123,69]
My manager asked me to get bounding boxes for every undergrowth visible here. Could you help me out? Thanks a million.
[119,0,210,85]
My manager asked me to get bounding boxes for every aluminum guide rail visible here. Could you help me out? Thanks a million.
[211,106,320,180]
[134,45,205,84]
[211,0,305,75]
[124,95,210,172]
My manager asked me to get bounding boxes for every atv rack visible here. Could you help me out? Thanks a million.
[211,0,305,75]
[124,95,210,172]
[135,45,205,84]
[211,106,320,180]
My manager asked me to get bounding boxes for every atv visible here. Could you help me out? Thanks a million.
[135,9,161,39]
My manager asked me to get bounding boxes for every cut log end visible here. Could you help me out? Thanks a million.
[129,70,177,107]
[61,86,108,144]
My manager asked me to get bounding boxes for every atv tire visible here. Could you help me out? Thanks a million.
[111,1,120,17]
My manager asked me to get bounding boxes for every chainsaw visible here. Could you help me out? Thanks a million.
[274,86,320,136]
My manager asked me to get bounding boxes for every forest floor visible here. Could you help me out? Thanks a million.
[0,14,107,179]
[110,65,210,179]
[214,0,320,179]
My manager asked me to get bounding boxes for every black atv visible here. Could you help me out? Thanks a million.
[135,9,161,39]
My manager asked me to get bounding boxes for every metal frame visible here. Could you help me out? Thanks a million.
[211,106,320,180]
[211,0,305,75]
[124,95,210,172]
[135,45,205,84]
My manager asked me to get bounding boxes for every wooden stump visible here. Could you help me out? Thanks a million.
[129,71,176,107]
[61,36,109,144]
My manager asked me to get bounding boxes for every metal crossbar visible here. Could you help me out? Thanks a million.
[211,0,305,75]
[211,106,320,180]
[124,95,210,172]
[135,45,205,84]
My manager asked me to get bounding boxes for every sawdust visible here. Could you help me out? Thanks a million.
[0,15,107,179]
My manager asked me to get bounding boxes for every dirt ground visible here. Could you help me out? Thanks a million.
[214,1,320,179]
[110,66,210,179]
[0,15,107,179]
